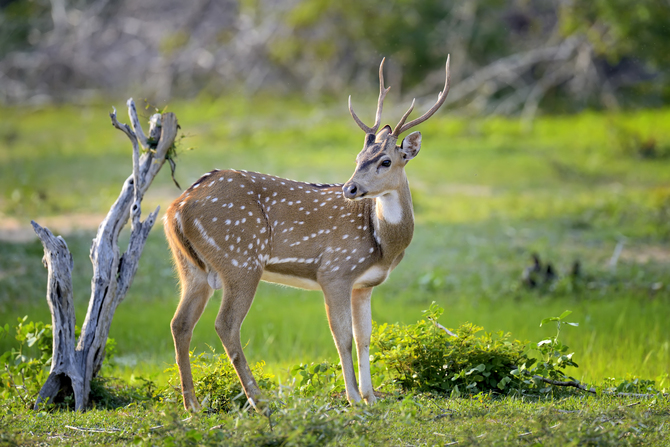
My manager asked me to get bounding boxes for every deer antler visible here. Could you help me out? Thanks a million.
[348,58,391,135]
[392,54,451,137]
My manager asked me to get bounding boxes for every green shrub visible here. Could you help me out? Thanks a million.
[0,316,53,407]
[0,316,122,410]
[371,303,528,395]
[289,361,345,398]
[163,347,276,412]
[371,303,590,396]
[511,310,580,391]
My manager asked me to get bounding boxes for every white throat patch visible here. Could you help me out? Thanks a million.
[376,191,403,224]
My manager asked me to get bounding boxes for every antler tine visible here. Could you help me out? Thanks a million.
[348,58,391,135]
[391,98,415,136]
[373,58,391,132]
[392,54,451,137]
[348,96,374,134]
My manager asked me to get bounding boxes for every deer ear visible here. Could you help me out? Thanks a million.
[399,131,421,161]
[375,125,392,142]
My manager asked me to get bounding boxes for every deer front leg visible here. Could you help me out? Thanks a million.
[170,265,214,412]
[352,287,376,404]
[322,283,362,405]
[214,275,266,413]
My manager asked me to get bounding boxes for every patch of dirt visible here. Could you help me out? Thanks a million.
[619,244,670,264]
[0,187,178,243]
[0,214,110,242]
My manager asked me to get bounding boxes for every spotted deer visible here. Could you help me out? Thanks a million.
[164,56,451,412]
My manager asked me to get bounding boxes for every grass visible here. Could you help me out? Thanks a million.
[1,97,670,445]
[2,391,669,445]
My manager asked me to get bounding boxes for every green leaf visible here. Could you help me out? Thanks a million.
[540,317,559,327]
[557,310,573,320]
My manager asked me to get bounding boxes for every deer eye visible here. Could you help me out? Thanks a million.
[380,159,391,168]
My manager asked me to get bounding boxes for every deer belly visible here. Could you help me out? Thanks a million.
[261,270,322,290]
[354,265,389,288]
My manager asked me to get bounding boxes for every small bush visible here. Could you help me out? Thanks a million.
[0,316,122,410]
[0,317,53,407]
[290,361,345,398]
[371,303,587,396]
[163,347,276,412]
[372,303,529,395]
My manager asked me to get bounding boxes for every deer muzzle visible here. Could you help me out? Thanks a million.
[343,181,366,200]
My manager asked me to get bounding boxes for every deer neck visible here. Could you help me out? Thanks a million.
[371,176,414,264]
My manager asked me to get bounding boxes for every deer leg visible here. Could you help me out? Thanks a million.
[170,261,214,412]
[352,287,377,404]
[214,274,265,412]
[322,283,362,404]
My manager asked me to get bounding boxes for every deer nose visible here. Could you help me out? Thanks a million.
[342,182,359,200]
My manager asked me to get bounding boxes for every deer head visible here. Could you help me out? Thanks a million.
[344,56,450,201]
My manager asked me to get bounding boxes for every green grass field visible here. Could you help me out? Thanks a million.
[1,98,669,445]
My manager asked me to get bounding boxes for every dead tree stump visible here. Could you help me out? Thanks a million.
[31,99,179,411]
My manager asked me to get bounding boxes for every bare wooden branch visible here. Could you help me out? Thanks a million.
[533,376,669,398]
[127,98,150,149]
[31,221,84,409]
[533,375,596,394]
[32,100,179,411]
[446,37,582,106]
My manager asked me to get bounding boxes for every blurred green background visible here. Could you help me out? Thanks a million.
[0,0,669,385]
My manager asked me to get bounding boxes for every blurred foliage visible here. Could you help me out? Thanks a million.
[0,0,93,57]
[1,0,669,108]
[270,0,530,89]
[269,0,669,106]
[0,0,50,57]
[560,0,670,69]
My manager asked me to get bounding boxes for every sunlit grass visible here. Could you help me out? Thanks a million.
[1,99,669,390]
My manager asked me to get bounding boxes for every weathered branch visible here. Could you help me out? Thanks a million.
[33,99,179,411]
[31,221,84,409]
[533,375,670,398]
[533,375,596,394]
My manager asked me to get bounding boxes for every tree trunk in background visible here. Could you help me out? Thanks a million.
[31,100,179,411]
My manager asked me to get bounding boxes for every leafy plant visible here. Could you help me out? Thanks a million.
[163,347,275,413]
[89,375,158,410]
[371,302,529,395]
[603,375,667,395]
[290,361,346,398]
[512,310,581,392]
[0,316,53,407]
[0,316,120,410]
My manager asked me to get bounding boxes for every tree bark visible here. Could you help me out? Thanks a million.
[32,99,179,411]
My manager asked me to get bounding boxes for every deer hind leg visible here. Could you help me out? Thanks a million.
[214,271,265,412]
[352,287,377,404]
[322,282,362,405]
[170,254,214,412]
